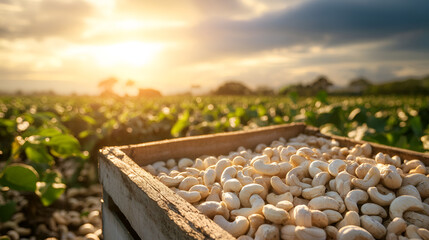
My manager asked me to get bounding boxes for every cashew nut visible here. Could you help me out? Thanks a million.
[337,225,374,240]
[231,194,265,218]
[263,204,290,224]
[360,215,386,239]
[213,215,249,238]
[389,195,423,219]
[345,189,368,212]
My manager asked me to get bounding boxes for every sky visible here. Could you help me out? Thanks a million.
[1,0,429,95]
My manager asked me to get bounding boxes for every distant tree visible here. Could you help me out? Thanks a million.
[213,81,253,95]
[138,88,162,98]
[349,77,372,87]
[98,77,118,96]
[254,86,274,95]
[310,75,333,91]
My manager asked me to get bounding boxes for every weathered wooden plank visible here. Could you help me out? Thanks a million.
[99,147,234,240]
[102,191,136,240]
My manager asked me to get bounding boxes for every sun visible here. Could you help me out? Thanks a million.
[92,41,164,67]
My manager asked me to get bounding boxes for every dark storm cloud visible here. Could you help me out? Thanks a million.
[192,0,429,55]
[0,0,94,39]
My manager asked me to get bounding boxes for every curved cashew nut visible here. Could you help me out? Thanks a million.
[352,166,380,190]
[158,175,184,187]
[328,159,347,177]
[302,185,325,200]
[403,211,429,229]
[286,166,312,189]
[213,215,249,238]
[178,158,194,171]
[293,205,312,227]
[276,200,294,211]
[387,217,407,235]
[280,225,296,240]
[417,181,429,199]
[178,176,199,191]
[389,195,423,219]
[405,224,421,239]
[397,184,421,201]
[335,171,353,198]
[236,171,253,186]
[166,159,177,169]
[360,203,387,218]
[231,194,265,218]
[360,215,386,239]
[309,161,329,178]
[323,210,343,224]
[233,156,247,166]
[290,154,309,168]
[203,168,216,187]
[295,226,326,240]
[220,166,237,185]
[252,155,280,176]
[191,158,205,170]
[222,192,240,210]
[337,225,374,240]
[223,179,243,193]
[239,183,264,207]
[246,214,265,238]
[278,162,293,178]
[355,163,373,179]
[325,191,346,213]
[176,190,201,203]
[254,176,271,200]
[254,224,279,240]
[345,189,368,212]
[402,173,428,186]
[403,159,426,174]
[189,184,209,199]
[266,192,293,206]
[380,165,402,189]
[215,159,232,181]
[270,176,290,194]
[203,156,218,169]
[262,204,289,224]
[308,196,340,211]
[367,186,395,206]
[279,146,296,162]
[197,201,229,219]
[312,172,331,187]
[336,211,360,229]
[310,210,328,228]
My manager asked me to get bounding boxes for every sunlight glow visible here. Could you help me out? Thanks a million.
[92,41,164,67]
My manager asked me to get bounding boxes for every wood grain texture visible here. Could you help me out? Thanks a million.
[99,147,234,240]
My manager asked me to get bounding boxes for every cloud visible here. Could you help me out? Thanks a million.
[188,0,429,57]
[0,0,94,39]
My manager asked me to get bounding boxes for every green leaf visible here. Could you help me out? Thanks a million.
[36,170,66,206]
[38,128,62,137]
[36,181,66,206]
[47,134,81,158]
[0,201,16,222]
[82,115,96,125]
[25,145,54,165]
[171,110,190,137]
[0,164,39,191]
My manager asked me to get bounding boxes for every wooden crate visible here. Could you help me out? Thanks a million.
[98,123,429,240]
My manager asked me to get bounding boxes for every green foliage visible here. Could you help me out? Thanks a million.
[0,164,38,192]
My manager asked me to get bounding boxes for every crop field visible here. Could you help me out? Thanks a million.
[0,94,428,238]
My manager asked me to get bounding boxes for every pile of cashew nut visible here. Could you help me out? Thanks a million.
[144,134,429,240]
